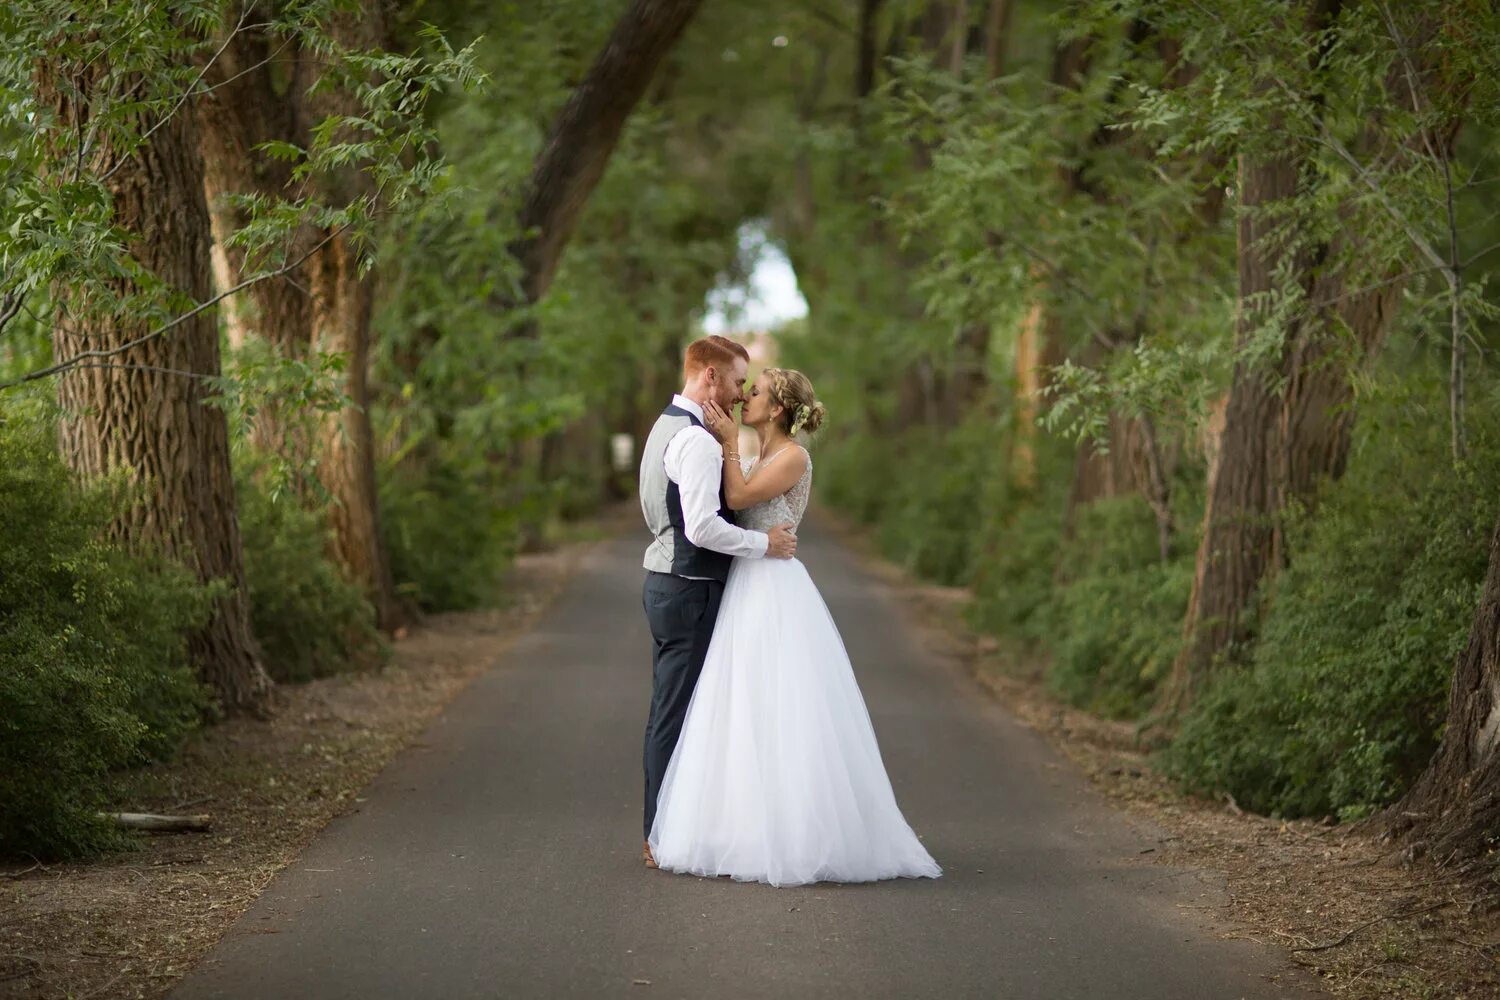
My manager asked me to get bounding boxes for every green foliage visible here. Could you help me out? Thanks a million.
[236,468,386,684]
[0,0,480,401]
[966,437,1074,646]
[372,5,752,540]
[1164,376,1500,820]
[875,420,996,585]
[1047,496,1193,718]
[811,421,988,585]
[379,450,518,612]
[0,406,210,859]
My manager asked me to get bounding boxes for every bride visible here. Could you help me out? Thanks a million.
[647,367,941,888]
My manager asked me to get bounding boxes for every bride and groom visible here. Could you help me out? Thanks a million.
[638,334,941,888]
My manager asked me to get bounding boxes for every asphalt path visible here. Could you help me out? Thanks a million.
[172,520,1324,1000]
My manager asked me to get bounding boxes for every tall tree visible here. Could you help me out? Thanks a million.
[198,3,405,631]
[301,2,404,630]
[34,42,273,711]
[1160,4,1460,716]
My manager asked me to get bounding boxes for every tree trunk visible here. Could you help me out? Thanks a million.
[36,60,272,713]
[983,0,1014,80]
[1159,0,1451,717]
[198,5,406,631]
[939,0,1016,424]
[198,18,317,459]
[1010,290,1057,487]
[510,0,707,309]
[1273,240,1404,563]
[308,232,403,627]
[855,0,884,98]
[1064,411,1137,510]
[1159,154,1301,716]
[1161,157,1406,718]
[286,3,404,629]
[1385,510,1500,861]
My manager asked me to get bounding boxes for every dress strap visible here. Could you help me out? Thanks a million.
[752,444,802,476]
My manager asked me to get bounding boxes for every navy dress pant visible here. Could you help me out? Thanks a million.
[642,571,724,840]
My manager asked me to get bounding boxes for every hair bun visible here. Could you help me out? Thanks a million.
[802,400,827,435]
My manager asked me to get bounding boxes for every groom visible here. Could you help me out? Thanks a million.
[638,335,797,868]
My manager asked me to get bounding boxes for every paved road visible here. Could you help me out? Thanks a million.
[173,523,1322,1000]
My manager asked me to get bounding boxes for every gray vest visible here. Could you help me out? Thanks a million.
[640,405,734,581]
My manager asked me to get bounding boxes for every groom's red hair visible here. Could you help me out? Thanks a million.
[683,335,750,380]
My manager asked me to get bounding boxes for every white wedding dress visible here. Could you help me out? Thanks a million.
[648,449,941,887]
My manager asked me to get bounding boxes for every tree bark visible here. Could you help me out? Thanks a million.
[307,231,403,625]
[301,3,406,630]
[1159,153,1302,716]
[1384,510,1500,861]
[855,0,884,99]
[1160,6,1454,718]
[35,59,272,713]
[940,0,1016,422]
[1064,411,1138,509]
[1161,162,1407,717]
[198,5,405,631]
[510,0,706,309]
[983,0,1014,80]
[198,16,316,455]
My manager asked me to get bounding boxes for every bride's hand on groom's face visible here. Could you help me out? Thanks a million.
[702,401,739,446]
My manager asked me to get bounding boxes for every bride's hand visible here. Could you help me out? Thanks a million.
[702,401,739,446]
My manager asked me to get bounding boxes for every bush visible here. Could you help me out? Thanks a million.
[0,411,210,859]
[811,427,893,527]
[380,451,517,611]
[1048,495,1194,718]
[1164,385,1498,820]
[967,435,1074,646]
[816,418,996,585]
[236,471,386,683]
[875,420,996,585]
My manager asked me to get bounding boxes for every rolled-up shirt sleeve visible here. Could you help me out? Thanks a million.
[664,427,769,559]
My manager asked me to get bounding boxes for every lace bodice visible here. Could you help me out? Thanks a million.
[737,448,813,533]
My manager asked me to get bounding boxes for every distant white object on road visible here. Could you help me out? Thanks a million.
[610,433,634,474]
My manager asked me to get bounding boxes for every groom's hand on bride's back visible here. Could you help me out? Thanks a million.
[767,524,797,559]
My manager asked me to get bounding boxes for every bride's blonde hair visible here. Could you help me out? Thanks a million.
[763,368,826,438]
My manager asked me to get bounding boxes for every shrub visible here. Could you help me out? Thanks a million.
[873,420,996,585]
[1048,495,1194,718]
[380,451,518,611]
[0,410,210,859]
[817,418,999,585]
[967,435,1074,646]
[1164,385,1498,820]
[810,427,892,527]
[236,471,386,683]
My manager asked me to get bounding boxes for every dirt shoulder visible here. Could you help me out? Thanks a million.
[0,510,624,1000]
[821,510,1500,1000]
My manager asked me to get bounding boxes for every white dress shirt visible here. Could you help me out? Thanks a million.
[663,394,769,566]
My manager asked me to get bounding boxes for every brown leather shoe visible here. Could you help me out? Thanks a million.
[642,840,658,869]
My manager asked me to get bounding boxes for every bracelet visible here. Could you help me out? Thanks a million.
[725,452,740,461]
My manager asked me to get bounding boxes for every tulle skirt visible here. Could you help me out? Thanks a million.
[648,555,941,888]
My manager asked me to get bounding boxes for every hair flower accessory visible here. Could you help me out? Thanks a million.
[790,404,811,437]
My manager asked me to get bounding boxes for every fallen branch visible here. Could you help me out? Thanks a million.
[0,857,48,879]
[102,812,211,832]
[1291,899,1453,954]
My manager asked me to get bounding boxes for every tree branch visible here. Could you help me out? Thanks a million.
[0,208,363,393]
[98,8,263,183]
[508,0,706,309]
